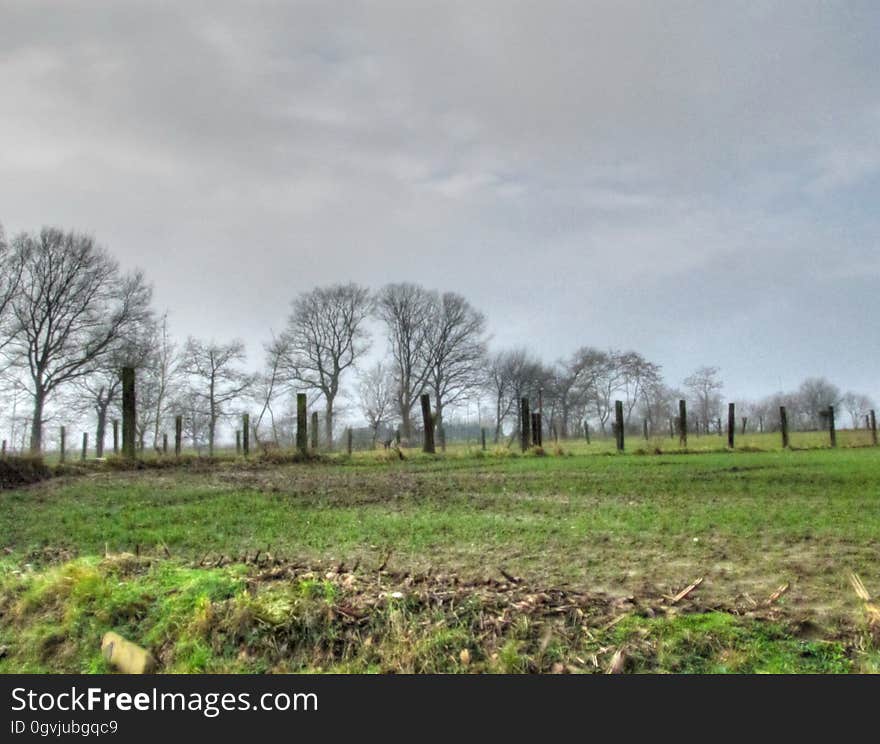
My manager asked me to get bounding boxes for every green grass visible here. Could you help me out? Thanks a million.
[1,442,879,672]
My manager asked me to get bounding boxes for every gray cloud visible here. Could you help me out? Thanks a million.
[1,0,878,402]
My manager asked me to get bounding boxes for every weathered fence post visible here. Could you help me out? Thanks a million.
[481,428,487,451]
[310,412,319,451]
[780,406,789,448]
[121,367,136,459]
[678,400,688,447]
[584,421,590,444]
[828,405,837,448]
[346,427,353,455]
[741,417,747,435]
[643,418,649,440]
[395,428,401,446]
[728,403,735,449]
[296,394,307,455]
[81,432,88,461]
[242,413,250,457]
[668,418,674,438]
[174,415,182,457]
[531,412,540,447]
[60,426,66,464]
[520,397,530,452]
[162,433,168,455]
[235,431,241,455]
[421,393,435,454]
[615,400,624,452]
[112,420,119,455]
[871,410,878,446]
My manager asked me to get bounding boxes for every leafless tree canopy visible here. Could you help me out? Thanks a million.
[0,221,25,355]
[4,228,152,452]
[684,366,724,432]
[0,223,875,455]
[425,292,488,439]
[357,361,395,447]
[375,282,437,440]
[280,283,372,448]
[180,337,254,456]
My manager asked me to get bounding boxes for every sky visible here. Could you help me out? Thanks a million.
[1,0,879,407]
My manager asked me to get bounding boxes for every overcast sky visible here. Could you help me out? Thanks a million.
[1,1,878,404]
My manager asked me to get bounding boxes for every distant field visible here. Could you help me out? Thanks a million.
[2,439,879,673]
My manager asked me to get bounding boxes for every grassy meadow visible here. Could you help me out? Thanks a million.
[1,431,879,673]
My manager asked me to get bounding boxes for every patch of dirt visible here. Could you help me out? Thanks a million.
[0,458,53,490]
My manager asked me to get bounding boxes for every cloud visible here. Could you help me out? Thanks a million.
[1,0,879,404]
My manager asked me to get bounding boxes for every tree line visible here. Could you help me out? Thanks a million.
[0,223,875,455]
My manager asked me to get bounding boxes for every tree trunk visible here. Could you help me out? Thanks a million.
[400,401,413,441]
[434,393,445,452]
[29,390,45,455]
[96,406,107,458]
[325,399,334,450]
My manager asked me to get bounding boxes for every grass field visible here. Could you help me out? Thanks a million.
[1,434,879,673]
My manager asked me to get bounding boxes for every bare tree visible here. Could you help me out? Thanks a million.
[375,283,437,440]
[4,228,152,453]
[171,387,211,455]
[684,366,724,433]
[358,361,395,447]
[796,377,841,430]
[424,292,487,446]
[281,283,372,449]
[0,221,25,355]
[146,313,180,449]
[842,391,875,429]
[485,350,516,443]
[617,351,662,425]
[483,348,548,443]
[250,333,287,447]
[73,325,154,456]
[180,338,254,456]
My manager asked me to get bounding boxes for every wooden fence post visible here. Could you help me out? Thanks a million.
[162,433,168,455]
[828,405,837,448]
[727,403,735,449]
[421,393,435,454]
[296,394,307,455]
[871,410,878,446]
[311,412,319,451]
[121,367,136,459]
[741,417,747,435]
[235,431,241,455]
[174,416,182,456]
[395,428,401,446]
[678,400,687,447]
[520,398,530,452]
[81,432,88,461]
[112,420,119,455]
[531,412,539,447]
[346,427,353,455]
[584,421,590,444]
[60,426,66,464]
[615,400,624,452]
[780,406,789,448]
[242,413,250,457]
